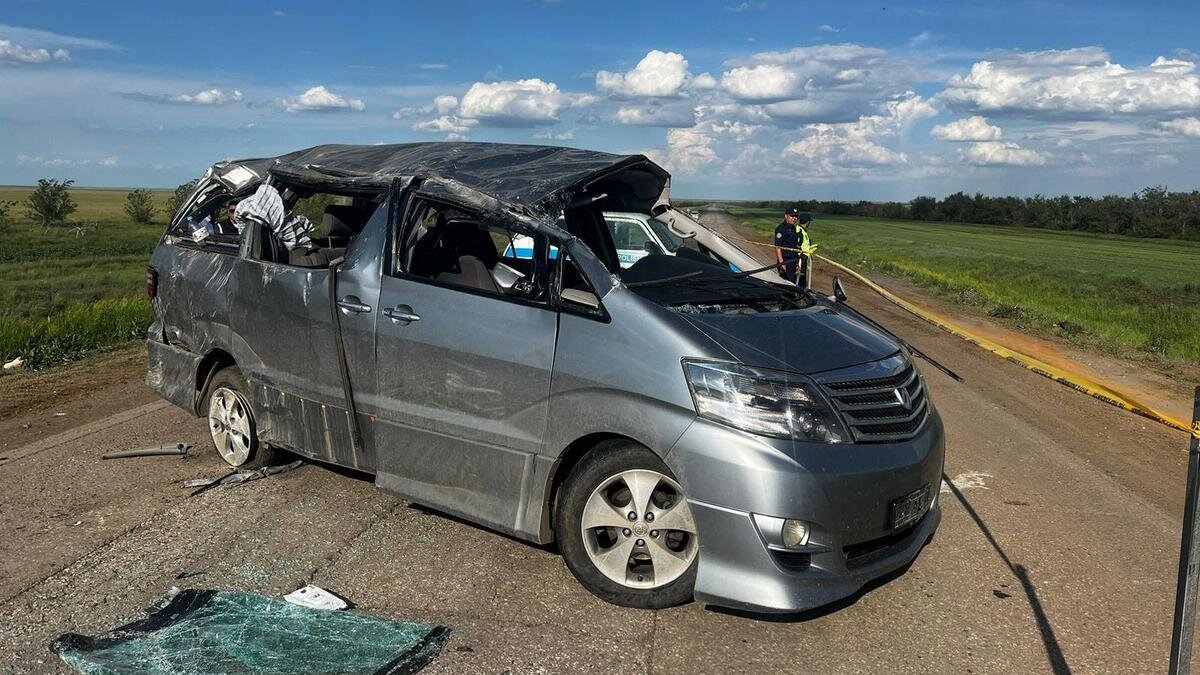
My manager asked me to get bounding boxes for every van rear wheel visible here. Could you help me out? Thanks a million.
[555,441,698,609]
[205,367,272,469]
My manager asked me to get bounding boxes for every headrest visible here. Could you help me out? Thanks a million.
[322,204,371,237]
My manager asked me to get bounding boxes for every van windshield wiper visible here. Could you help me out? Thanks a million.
[732,262,782,278]
[626,259,786,289]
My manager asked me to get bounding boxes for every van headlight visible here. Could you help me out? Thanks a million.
[683,360,848,443]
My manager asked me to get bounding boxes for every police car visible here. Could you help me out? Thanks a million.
[504,211,685,268]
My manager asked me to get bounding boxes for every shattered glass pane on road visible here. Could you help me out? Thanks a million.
[52,589,449,674]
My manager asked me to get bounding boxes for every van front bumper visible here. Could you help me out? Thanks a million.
[664,410,945,614]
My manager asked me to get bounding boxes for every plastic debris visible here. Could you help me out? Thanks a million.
[2,356,23,371]
[187,459,304,496]
[52,589,449,674]
[284,585,350,611]
[101,443,191,460]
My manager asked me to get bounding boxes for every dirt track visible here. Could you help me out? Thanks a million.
[0,207,1194,673]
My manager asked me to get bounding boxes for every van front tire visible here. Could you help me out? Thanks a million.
[555,440,698,609]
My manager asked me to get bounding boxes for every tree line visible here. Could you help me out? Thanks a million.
[739,186,1200,240]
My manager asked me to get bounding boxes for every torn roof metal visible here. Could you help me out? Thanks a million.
[218,142,664,212]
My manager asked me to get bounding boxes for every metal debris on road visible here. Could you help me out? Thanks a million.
[101,443,191,460]
[186,459,305,496]
[52,589,450,674]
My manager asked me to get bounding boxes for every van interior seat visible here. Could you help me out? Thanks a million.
[320,204,371,246]
[431,220,502,293]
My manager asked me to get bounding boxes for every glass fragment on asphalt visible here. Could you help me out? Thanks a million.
[52,589,450,674]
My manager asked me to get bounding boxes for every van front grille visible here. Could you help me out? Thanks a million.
[817,356,929,443]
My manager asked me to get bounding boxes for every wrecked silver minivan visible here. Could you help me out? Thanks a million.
[147,143,944,613]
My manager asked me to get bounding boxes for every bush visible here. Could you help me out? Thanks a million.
[164,178,200,223]
[25,178,78,232]
[0,199,16,235]
[124,188,157,223]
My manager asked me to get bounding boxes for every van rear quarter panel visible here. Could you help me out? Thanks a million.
[147,243,236,410]
[150,243,235,356]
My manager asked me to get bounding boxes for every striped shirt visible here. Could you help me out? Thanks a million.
[235,184,314,251]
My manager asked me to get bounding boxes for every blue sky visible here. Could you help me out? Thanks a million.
[1,0,1198,200]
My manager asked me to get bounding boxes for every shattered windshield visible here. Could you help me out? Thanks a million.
[645,216,684,252]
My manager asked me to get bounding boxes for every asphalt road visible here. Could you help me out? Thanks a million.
[0,208,1194,673]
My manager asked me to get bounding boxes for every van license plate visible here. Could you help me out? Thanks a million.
[890,485,930,530]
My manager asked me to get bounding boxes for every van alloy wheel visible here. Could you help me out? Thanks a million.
[208,386,253,467]
[580,469,698,589]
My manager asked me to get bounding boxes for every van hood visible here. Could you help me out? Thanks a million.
[679,304,901,375]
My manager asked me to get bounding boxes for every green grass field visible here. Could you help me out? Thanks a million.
[1,189,1196,371]
[724,205,1200,365]
[0,187,170,368]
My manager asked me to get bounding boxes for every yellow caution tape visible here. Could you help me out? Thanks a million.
[721,231,1200,440]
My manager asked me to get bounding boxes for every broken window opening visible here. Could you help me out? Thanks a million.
[245,181,386,269]
[394,198,553,303]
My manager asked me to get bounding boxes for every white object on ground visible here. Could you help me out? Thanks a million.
[2,357,23,370]
[941,470,992,494]
[284,585,348,611]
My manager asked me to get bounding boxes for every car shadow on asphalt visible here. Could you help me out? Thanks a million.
[942,473,1071,675]
[308,458,561,552]
[305,456,1070,674]
[707,558,919,624]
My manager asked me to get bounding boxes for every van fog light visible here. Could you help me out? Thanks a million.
[782,519,810,548]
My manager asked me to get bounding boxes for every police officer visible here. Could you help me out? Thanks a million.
[774,206,816,286]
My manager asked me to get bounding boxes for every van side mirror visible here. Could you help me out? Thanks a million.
[832,277,847,302]
[561,288,601,310]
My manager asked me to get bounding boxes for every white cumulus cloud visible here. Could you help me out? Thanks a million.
[534,129,575,141]
[964,141,1047,166]
[942,48,1200,118]
[662,128,718,174]
[721,64,800,101]
[280,85,365,112]
[0,39,70,64]
[691,72,718,90]
[17,154,118,167]
[782,92,937,175]
[930,116,1003,142]
[597,50,691,97]
[1156,117,1200,137]
[719,44,903,108]
[174,88,242,105]
[412,115,477,135]
[458,78,594,126]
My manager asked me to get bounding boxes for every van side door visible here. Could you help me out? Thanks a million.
[229,202,381,471]
[365,194,558,537]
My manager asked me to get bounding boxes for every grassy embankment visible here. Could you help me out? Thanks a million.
[723,204,1200,367]
[0,187,170,369]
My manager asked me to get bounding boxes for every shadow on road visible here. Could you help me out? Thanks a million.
[943,472,1072,675]
[708,558,918,624]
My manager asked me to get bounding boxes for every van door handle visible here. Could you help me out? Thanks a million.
[383,306,421,324]
[337,296,372,314]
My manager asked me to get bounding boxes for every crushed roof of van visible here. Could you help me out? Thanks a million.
[221,142,663,209]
